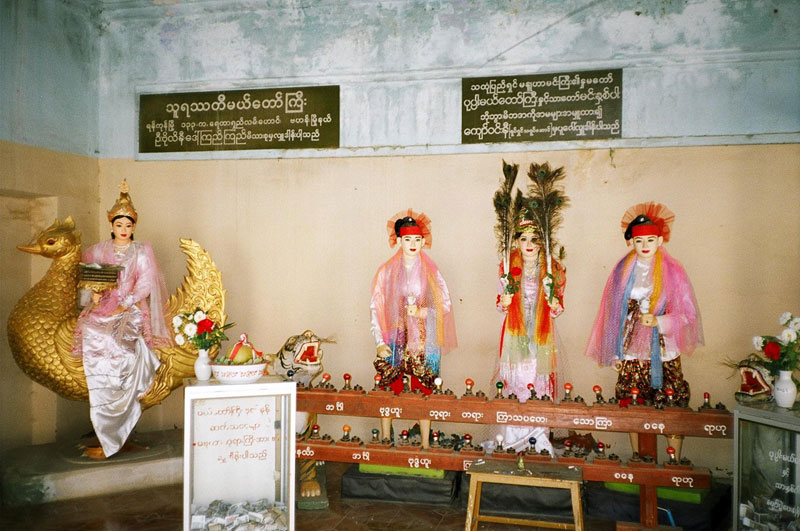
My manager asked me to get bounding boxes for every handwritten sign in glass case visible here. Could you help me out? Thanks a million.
[734,403,800,529]
[183,377,296,531]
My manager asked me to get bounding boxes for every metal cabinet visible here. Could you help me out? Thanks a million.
[734,402,800,530]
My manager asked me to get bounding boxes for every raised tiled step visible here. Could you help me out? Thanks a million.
[1,429,182,506]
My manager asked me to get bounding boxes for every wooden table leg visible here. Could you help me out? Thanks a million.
[570,483,584,531]
[464,476,479,531]
[472,481,483,531]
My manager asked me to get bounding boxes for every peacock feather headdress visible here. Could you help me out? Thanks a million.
[525,162,569,276]
[492,160,524,273]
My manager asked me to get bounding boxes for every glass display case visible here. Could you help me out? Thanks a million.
[734,402,800,530]
[183,376,296,531]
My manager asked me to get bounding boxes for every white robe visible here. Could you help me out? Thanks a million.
[74,241,166,456]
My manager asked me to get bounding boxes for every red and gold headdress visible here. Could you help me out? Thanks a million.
[386,208,432,248]
[516,213,537,235]
[620,202,674,245]
[107,179,138,223]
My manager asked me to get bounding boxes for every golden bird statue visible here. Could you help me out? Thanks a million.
[6,216,226,409]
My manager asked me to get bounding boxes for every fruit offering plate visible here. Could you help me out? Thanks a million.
[211,363,267,384]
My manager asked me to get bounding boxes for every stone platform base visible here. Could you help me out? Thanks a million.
[1,429,183,506]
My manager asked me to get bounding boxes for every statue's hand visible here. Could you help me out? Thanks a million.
[406,304,428,319]
[376,345,392,359]
[500,293,513,309]
[640,313,657,327]
[541,276,554,300]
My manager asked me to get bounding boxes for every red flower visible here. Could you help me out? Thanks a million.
[510,267,522,276]
[764,341,781,360]
[197,318,215,335]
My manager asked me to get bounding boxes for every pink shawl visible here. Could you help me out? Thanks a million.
[371,250,457,354]
[73,240,172,354]
[585,247,703,369]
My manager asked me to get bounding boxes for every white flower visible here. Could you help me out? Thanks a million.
[789,317,800,332]
[175,334,185,346]
[752,336,765,351]
[172,315,183,328]
[781,328,798,344]
[184,323,197,337]
[174,325,180,333]
[194,310,206,322]
[779,312,792,326]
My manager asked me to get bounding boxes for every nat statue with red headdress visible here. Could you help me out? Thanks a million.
[370,209,457,447]
[585,202,703,459]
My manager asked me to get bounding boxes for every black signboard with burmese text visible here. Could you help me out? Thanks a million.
[461,69,622,144]
[138,86,339,153]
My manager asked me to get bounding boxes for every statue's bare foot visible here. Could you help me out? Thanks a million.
[300,480,321,498]
[84,446,106,460]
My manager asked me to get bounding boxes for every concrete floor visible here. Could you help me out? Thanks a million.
[0,461,610,530]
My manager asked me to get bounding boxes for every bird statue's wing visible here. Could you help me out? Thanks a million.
[165,238,227,326]
[54,316,89,401]
[140,238,226,409]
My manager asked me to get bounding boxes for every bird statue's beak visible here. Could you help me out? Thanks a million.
[17,243,42,254]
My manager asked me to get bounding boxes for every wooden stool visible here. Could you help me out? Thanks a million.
[465,461,584,530]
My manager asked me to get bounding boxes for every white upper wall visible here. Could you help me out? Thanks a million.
[3,0,799,159]
[0,0,100,158]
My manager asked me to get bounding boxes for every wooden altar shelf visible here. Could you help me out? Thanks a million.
[293,440,712,489]
[296,387,731,529]
[296,388,733,439]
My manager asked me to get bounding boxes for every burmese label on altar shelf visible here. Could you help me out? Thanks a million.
[138,86,339,153]
[461,69,622,144]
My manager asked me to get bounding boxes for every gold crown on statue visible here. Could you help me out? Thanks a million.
[516,212,537,234]
[107,179,138,223]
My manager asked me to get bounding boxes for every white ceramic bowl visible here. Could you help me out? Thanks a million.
[210,363,267,384]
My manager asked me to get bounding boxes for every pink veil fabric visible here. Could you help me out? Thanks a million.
[371,250,457,354]
[658,248,703,355]
[73,240,172,355]
[585,248,702,367]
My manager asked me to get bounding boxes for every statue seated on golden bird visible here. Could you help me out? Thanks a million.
[6,180,226,458]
